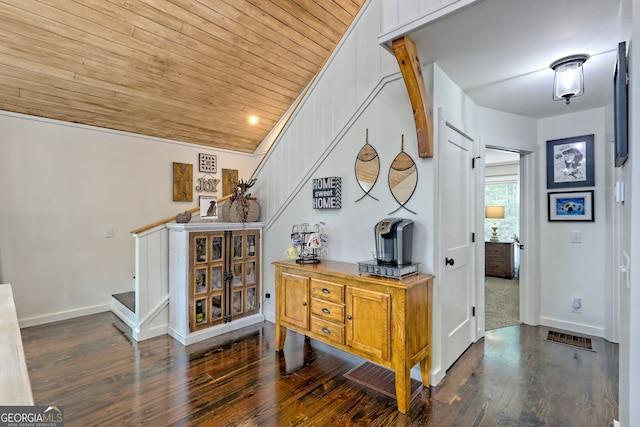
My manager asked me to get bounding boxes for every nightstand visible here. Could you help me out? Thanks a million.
[485,241,514,279]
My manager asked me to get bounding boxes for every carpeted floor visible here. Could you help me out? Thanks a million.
[485,276,521,330]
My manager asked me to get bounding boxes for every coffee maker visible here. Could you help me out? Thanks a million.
[374,218,414,265]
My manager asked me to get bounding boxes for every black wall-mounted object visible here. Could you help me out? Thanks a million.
[614,41,629,168]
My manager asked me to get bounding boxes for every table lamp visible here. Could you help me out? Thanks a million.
[485,206,505,242]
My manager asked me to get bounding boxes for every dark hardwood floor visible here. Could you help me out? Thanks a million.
[21,313,618,426]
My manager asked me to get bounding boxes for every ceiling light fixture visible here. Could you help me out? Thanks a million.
[248,115,258,125]
[550,54,589,105]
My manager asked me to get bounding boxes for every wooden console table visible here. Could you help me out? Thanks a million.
[274,260,433,413]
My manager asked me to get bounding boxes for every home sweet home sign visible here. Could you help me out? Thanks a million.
[312,177,342,209]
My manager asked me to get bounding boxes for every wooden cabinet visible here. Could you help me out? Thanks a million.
[168,222,265,345]
[190,229,260,331]
[485,241,514,279]
[346,286,390,361]
[274,260,433,414]
[280,272,309,330]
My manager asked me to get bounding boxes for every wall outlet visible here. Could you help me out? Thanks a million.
[572,297,582,314]
[570,231,582,243]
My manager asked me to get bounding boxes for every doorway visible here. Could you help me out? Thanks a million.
[484,149,521,330]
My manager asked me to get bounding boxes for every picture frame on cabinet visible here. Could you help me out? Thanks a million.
[199,196,218,219]
[548,190,594,222]
[546,134,595,189]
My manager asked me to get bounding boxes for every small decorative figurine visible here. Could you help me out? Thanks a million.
[175,211,192,223]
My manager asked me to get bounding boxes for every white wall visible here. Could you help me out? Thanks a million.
[0,111,259,326]
[476,105,612,338]
[477,107,538,152]
[537,108,609,337]
[261,77,427,272]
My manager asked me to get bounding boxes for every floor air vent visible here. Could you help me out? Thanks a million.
[344,362,422,402]
[546,330,593,351]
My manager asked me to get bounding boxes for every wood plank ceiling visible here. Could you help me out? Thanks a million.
[0,0,365,153]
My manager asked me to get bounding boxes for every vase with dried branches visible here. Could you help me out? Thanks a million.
[230,178,260,223]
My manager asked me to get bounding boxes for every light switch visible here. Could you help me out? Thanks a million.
[616,181,625,203]
[570,231,581,244]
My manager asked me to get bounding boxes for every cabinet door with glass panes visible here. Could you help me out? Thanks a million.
[189,229,260,332]
[190,231,226,331]
[229,229,260,321]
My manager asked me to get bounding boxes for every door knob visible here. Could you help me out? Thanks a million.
[445,257,455,266]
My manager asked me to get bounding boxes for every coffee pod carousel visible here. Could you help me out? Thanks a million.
[286,222,328,264]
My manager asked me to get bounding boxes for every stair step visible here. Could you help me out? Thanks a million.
[112,291,135,313]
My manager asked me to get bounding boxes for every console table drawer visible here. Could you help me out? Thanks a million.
[310,279,344,304]
[310,317,345,344]
[311,298,344,323]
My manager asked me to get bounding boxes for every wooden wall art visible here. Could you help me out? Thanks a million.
[222,169,239,197]
[388,135,417,214]
[355,129,380,202]
[173,162,193,202]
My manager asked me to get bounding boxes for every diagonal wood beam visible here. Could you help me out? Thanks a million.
[392,36,433,158]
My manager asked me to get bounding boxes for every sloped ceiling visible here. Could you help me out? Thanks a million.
[0,1,365,153]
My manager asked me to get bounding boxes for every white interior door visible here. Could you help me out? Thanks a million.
[438,113,476,372]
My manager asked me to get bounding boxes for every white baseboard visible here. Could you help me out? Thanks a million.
[168,314,266,346]
[430,366,445,387]
[111,298,136,328]
[134,324,168,341]
[538,316,604,338]
[263,310,275,324]
[18,303,111,328]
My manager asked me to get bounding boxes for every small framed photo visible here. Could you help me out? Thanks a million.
[199,196,218,219]
[199,153,217,173]
[546,134,594,188]
[548,190,594,222]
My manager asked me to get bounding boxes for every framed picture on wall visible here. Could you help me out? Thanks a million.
[199,153,217,173]
[199,196,218,219]
[546,134,595,189]
[548,190,594,222]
